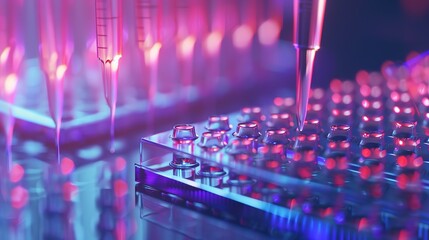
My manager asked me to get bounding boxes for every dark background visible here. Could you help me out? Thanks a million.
[283,0,429,87]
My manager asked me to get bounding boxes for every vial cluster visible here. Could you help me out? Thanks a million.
[138,56,429,238]
[169,67,428,186]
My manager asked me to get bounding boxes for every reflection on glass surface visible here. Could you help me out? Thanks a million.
[0,138,142,239]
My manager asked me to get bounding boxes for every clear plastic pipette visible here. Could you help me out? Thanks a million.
[293,0,326,131]
[135,0,162,103]
[0,0,24,170]
[202,0,224,95]
[135,0,162,50]
[37,0,73,163]
[95,0,123,153]
[175,0,197,102]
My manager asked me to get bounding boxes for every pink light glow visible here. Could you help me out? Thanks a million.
[205,31,223,56]
[111,55,121,71]
[0,49,24,103]
[258,19,280,46]
[298,167,312,179]
[289,199,297,208]
[401,0,429,16]
[400,93,411,102]
[55,64,67,80]
[297,135,306,141]
[303,151,316,162]
[338,156,348,169]
[10,163,24,183]
[356,70,369,85]
[342,81,355,93]
[312,103,322,111]
[361,149,371,158]
[251,192,262,200]
[333,174,345,186]
[311,88,324,99]
[325,158,335,169]
[342,95,352,104]
[390,91,400,102]
[330,79,342,93]
[359,166,370,180]
[144,42,162,65]
[61,157,75,175]
[233,25,253,49]
[116,219,127,240]
[360,85,370,97]
[114,156,126,172]
[331,93,341,104]
[407,194,421,210]
[396,156,408,167]
[396,173,408,189]
[370,184,383,198]
[0,47,11,64]
[63,181,78,201]
[307,134,318,141]
[321,207,333,217]
[265,160,279,169]
[11,185,28,209]
[403,107,413,114]
[417,83,427,95]
[373,101,382,109]
[284,97,295,106]
[374,116,383,122]
[4,73,18,95]
[259,145,269,154]
[423,97,429,107]
[393,106,401,113]
[413,157,423,167]
[293,152,301,161]
[358,218,368,231]
[273,97,283,106]
[114,179,128,197]
[235,154,250,161]
[371,86,381,97]
[178,36,196,59]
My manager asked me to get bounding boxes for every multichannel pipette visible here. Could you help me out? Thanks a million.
[95,0,123,153]
[0,0,24,169]
[293,0,327,131]
[37,0,72,162]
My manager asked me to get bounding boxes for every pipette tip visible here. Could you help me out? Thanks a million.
[296,95,307,132]
[295,48,315,132]
[55,124,61,164]
[109,141,115,154]
[109,105,116,154]
[297,115,305,132]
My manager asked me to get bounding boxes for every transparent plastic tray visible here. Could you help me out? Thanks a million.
[136,98,429,238]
